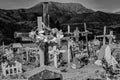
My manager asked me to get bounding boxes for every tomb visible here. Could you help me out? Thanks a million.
[26,66,62,80]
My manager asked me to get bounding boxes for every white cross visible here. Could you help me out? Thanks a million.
[96,26,107,46]
[48,46,66,68]
[64,25,74,38]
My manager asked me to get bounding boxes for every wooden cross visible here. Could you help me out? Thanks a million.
[64,25,74,38]
[96,26,107,46]
[63,25,74,68]
[48,46,66,68]
[80,23,92,57]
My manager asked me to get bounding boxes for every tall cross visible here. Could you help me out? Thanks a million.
[48,46,66,68]
[81,23,92,57]
[96,26,108,46]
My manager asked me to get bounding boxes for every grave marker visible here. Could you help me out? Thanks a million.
[80,23,92,57]
[96,26,107,46]
[49,46,66,68]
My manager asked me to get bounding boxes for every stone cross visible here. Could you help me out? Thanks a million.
[48,46,66,68]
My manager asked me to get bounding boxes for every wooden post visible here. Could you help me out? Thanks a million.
[68,25,70,33]
[43,2,49,27]
[2,42,5,53]
[103,26,106,46]
[67,40,71,68]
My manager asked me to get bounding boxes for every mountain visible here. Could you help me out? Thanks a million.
[1,1,120,44]
[0,2,94,23]
[115,11,120,14]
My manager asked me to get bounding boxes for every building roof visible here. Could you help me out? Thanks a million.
[24,66,61,78]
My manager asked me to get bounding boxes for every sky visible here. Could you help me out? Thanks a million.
[0,0,120,12]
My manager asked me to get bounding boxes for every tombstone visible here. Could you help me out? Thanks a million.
[95,45,118,68]
[105,45,118,67]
